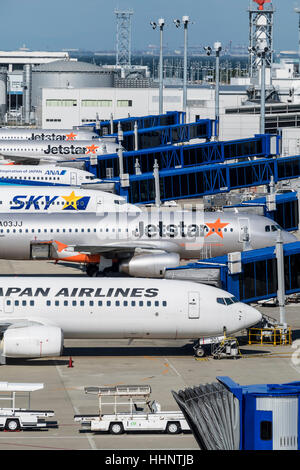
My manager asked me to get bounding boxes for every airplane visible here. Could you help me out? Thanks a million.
[0,165,103,188]
[0,128,100,141]
[0,186,141,214]
[0,276,262,361]
[0,139,119,164]
[0,209,296,277]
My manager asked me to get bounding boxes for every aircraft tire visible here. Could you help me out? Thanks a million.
[194,347,205,358]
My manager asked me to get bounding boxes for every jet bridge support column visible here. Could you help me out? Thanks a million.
[134,121,139,151]
[153,159,161,207]
[118,122,130,189]
[276,230,286,329]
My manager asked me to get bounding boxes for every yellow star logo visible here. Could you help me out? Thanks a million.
[61,191,82,210]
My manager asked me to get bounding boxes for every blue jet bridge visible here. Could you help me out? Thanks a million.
[173,376,300,450]
[168,241,300,304]
[81,111,185,134]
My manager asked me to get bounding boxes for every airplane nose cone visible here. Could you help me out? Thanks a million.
[282,231,298,244]
[244,304,262,328]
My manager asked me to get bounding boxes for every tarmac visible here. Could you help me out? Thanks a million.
[0,259,299,451]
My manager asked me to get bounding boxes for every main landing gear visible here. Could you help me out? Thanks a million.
[85,262,121,277]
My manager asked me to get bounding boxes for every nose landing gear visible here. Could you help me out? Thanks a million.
[193,341,206,358]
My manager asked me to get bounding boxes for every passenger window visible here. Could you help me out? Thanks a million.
[98,301,102,306]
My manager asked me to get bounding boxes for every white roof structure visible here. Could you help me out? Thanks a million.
[0,382,44,392]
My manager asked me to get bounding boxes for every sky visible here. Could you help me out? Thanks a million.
[0,0,298,53]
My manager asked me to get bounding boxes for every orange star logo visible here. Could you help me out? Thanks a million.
[205,218,229,239]
[65,132,77,141]
[86,144,99,154]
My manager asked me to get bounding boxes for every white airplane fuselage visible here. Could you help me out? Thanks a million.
[0,139,118,163]
[0,278,262,349]
[0,210,295,261]
[0,128,99,141]
[0,186,141,214]
[0,165,101,188]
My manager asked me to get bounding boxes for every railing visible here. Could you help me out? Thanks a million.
[248,327,292,346]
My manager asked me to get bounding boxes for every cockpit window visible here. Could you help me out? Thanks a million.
[217,296,239,306]
[265,225,270,232]
[271,225,278,231]
[114,199,126,205]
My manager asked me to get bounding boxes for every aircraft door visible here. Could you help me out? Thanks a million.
[238,217,250,243]
[4,298,13,314]
[70,172,77,186]
[188,292,200,319]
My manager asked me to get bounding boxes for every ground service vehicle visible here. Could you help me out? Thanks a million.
[74,385,190,434]
[0,382,57,431]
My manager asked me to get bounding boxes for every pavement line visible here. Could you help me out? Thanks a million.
[164,357,181,377]
[55,362,97,450]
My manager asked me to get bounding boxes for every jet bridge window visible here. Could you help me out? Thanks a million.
[260,421,272,441]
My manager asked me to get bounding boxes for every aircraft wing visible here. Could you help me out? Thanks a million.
[72,240,180,256]
[0,319,47,332]
[0,154,41,165]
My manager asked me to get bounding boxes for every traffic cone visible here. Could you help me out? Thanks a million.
[68,357,74,368]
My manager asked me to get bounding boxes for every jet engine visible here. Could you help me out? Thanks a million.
[119,252,180,278]
[1,325,64,358]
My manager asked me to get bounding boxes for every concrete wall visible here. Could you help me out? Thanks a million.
[40,86,256,142]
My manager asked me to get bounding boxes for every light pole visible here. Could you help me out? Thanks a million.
[250,45,269,134]
[204,42,222,140]
[150,18,165,114]
[174,16,190,121]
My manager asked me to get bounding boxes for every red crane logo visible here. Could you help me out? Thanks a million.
[253,0,271,10]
